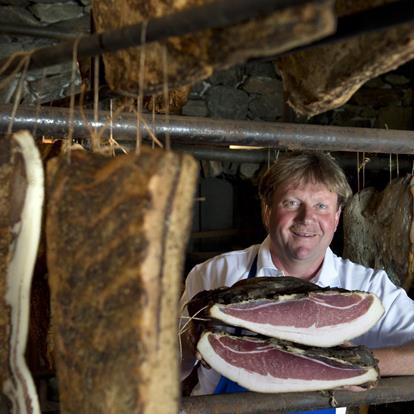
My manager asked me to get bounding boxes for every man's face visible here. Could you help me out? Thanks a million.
[264,180,341,268]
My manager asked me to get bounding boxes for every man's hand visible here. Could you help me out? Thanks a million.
[339,384,368,392]
[196,351,211,369]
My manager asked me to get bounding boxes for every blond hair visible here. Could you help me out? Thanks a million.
[258,152,352,210]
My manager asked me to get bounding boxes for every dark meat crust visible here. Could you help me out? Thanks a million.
[187,276,350,317]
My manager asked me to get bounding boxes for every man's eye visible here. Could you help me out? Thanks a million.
[316,203,328,210]
[284,200,299,208]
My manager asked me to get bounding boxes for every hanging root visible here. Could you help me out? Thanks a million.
[0,51,33,91]
[133,109,164,149]
[67,36,82,161]
[136,20,148,155]
[178,304,210,360]
[162,45,170,151]
[7,54,31,136]
[179,304,209,336]
[92,56,100,151]
[179,316,210,322]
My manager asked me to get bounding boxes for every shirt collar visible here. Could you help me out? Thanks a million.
[256,236,281,276]
[311,247,338,286]
[256,236,338,283]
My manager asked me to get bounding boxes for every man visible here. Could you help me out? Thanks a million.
[180,151,414,399]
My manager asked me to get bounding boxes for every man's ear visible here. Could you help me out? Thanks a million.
[262,203,271,232]
[334,207,342,232]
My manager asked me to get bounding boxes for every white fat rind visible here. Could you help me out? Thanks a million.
[3,131,43,414]
[210,294,384,347]
[197,333,378,393]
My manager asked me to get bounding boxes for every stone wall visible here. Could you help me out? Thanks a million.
[183,59,414,131]
[0,0,90,104]
[182,61,285,122]
[310,71,414,130]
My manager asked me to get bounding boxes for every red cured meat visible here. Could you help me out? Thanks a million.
[197,331,379,393]
[209,335,365,380]
[219,292,373,328]
[188,277,384,347]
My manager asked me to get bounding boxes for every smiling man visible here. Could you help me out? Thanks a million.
[180,152,414,409]
[260,155,346,280]
[264,181,341,279]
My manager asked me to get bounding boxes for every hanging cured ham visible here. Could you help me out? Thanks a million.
[276,0,414,116]
[343,175,414,291]
[0,131,43,414]
[47,147,197,413]
[92,0,335,95]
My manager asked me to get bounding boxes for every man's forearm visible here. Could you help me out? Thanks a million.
[373,342,414,376]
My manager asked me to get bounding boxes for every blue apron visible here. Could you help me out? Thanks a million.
[213,254,335,414]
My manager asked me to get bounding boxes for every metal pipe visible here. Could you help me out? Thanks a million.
[317,0,413,47]
[161,146,414,171]
[266,0,414,59]
[0,0,318,76]
[180,376,414,414]
[1,105,414,155]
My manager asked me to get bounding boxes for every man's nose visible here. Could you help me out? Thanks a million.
[296,204,314,222]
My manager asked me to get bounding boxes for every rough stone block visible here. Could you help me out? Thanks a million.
[248,93,284,121]
[29,1,84,24]
[207,86,249,119]
[375,106,414,130]
[242,77,283,96]
[182,100,209,117]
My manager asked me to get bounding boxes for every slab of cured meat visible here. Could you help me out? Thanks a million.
[276,1,414,116]
[343,176,414,290]
[0,131,43,413]
[198,331,379,393]
[92,0,335,95]
[188,276,384,347]
[47,147,197,413]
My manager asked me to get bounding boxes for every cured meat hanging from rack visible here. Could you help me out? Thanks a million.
[0,131,43,414]
[343,175,414,291]
[187,276,384,347]
[276,1,414,116]
[197,331,379,393]
[92,0,335,96]
[47,146,198,414]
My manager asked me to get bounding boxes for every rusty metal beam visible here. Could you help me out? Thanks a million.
[1,105,414,154]
[0,0,319,76]
[258,0,414,60]
[0,25,80,40]
[154,146,414,171]
[181,376,414,414]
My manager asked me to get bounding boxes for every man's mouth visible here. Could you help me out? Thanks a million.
[291,229,317,238]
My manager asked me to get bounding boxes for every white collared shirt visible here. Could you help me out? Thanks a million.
[181,236,414,396]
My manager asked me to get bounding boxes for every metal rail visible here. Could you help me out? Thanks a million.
[0,24,80,40]
[1,105,414,154]
[0,0,319,76]
[181,376,414,414]
[173,146,414,171]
